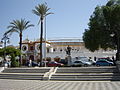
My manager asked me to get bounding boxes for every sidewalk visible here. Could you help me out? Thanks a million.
[0,79,120,90]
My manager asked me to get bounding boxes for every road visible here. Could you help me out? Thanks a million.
[0,79,120,90]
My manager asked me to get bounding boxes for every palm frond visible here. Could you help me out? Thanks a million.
[33,3,53,23]
[4,29,19,36]
[25,24,34,29]
[32,9,40,16]
[45,12,54,17]
[7,19,34,35]
[38,19,41,25]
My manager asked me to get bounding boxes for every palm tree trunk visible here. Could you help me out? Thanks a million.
[19,33,22,65]
[40,19,43,66]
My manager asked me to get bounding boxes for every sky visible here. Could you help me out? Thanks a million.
[0,0,108,46]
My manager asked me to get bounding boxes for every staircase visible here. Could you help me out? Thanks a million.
[50,66,120,81]
[0,67,50,80]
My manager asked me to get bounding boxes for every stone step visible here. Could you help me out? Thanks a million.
[0,73,44,80]
[2,68,50,73]
[51,75,120,78]
[56,67,118,73]
[50,77,120,81]
[50,66,120,81]
[52,73,120,77]
[56,70,118,73]
[59,66,116,69]
[0,77,42,80]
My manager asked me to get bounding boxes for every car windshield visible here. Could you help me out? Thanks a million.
[74,61,82,63]
[98,58,107,61]
[77,57,88,61]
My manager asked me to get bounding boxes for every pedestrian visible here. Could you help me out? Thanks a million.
[89,57,92,61]
[112,56,116,65]
[29,59,32,67]
[112,56,115,61]
[94,57,96,61]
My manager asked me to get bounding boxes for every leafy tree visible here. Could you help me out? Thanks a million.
[0,47,21,67]
[83,0,120,60]
[4,19,34,65]
[83,6,113,51]
[32,3,53,66]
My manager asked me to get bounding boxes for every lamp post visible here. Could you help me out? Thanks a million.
[1,34,10,64]
[44,17,47,67]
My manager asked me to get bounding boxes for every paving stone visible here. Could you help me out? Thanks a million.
[0,79,120,90]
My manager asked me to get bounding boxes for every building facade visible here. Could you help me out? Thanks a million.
[21,38,116,64]
[21,38,51,64]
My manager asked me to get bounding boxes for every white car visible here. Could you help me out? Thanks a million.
[72,60,92,66]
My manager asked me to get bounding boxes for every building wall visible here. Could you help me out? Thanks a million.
[21,39,116,62]
[21,41,50,63]
[50,42,89,53]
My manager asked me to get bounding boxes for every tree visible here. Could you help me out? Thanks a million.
[83,6,114,52]
[102,0,120,60]
[32,3,53,66]
[0,47,21,67]
[4,19,34,65]
[83,0,120,56]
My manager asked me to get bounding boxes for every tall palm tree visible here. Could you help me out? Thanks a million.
[32,3,53,66]
[4,19,34,65]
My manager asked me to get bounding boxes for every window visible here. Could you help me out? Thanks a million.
[30,46,34,50]
[22,46,27,51]
[37,44,40,50]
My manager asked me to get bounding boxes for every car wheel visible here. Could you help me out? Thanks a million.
[84,64,88,67]
[96,64,100,66]
[109,64,112,66]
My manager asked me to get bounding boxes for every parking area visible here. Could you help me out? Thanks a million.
[0,79,120,90]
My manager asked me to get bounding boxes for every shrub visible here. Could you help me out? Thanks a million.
[11,60,19,67]
[46,57,51,62]
[54,56,61,62]
[11,54,19,67]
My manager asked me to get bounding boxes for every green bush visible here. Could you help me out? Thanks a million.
[11,54,20,67]
[54,57,61,62]
[11,60,19,67]
[46,57,51,62]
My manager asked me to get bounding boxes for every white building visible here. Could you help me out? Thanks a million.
[21,37,116,64]
[21,38,51,64]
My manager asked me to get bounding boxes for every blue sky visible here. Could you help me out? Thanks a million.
[0,0,108,46]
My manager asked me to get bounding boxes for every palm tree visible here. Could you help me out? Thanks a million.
[4,19,34,65]
[32,3,53,66]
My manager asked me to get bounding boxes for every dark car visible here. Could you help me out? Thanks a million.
[98,58,113,62]
[47,61,64,67]
[32,61,38,67]
[96,60,114,66]
[26,61,38,67]
[59,59,68,65]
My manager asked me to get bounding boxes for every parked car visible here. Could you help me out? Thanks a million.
[72,60,83,66]
[72,60,92,67]
[26,61,38,67]
[47,61,64,67]
[32,61,38,67]
[97,58,113,62]
[76,57,88,61]
[96,60,114,66]
[59,59,68,65]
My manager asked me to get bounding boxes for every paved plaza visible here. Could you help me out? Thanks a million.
[0,79,120,90]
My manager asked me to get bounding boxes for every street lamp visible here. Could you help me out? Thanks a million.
[1,34,10,63]
[44,17,47,67]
